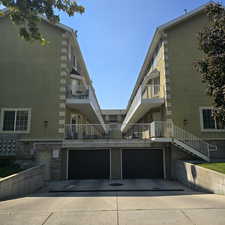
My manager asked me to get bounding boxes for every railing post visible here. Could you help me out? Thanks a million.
[150,122,156,137]
[167,120,174,138]
[207,144,211,160]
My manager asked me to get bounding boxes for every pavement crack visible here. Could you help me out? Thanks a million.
[42,212,53,225]
[180,209,196,225]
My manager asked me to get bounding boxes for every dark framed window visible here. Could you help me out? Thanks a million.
[201,108,225,130]
[2,109,30,132]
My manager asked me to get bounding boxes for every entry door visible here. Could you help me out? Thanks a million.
[122,149,163,179]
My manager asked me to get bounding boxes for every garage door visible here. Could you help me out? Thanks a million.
[68,150,110,179]
[122,149,163,179]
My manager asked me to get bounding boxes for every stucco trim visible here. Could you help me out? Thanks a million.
[60,79,66,84]
[59,111,66,117]
[59,103,65,109]
[60,71,67,77]
[59,87,66,93]
[58,128,65,133]
[58,32,69,135]
[59,119,65,125]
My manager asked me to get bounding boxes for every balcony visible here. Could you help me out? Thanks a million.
[66,86,106,132]
[64,122,217,161]
[121,84,164,133]
[64,122,170,141]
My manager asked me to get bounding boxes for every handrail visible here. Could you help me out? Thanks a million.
[64,121,217,160]
[152,121,217,158]
[142,84,160,98]
[66,85,106,131]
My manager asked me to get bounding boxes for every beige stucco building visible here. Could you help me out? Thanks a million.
[0,3,224,181]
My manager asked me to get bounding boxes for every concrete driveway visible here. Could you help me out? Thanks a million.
[0,181,225,225]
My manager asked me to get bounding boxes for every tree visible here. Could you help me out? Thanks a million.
[0,0,84,45]
[195,2,225,123]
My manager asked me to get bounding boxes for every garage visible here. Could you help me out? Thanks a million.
[68,150,110,179]
[122,149,164,179]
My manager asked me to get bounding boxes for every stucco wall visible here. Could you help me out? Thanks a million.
[166,12,225,140]
[176,160,225,195]
[0,165,45,200]
[0,16,63,140]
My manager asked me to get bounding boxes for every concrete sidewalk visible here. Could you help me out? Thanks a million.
[0,185,225,225]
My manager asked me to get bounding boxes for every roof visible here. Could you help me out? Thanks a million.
[126,1,214,110]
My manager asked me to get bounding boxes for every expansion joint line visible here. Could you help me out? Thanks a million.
[116,192,119,225]
[180,209,196,225]
[42,212,53,225]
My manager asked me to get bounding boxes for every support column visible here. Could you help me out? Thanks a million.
[110,148,122,179]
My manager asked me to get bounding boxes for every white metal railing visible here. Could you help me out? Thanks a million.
[123,123,151,139]
[65,121,217,159]
[66,85,106,130]
[66,85,89,99]
[143,84,160,99]
[121,85,142,131]
[65,123,152,140]
[121,83,162,131]
[88,86,106,128]
[151,121,217,158]
[65,124,107,139]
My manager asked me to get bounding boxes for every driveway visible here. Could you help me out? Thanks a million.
[0,181,225,225]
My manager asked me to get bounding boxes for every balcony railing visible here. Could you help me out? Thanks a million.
[121,83,163,132]
[142,84,160,99]
[65,124,107,139]
[66,87,89,99]
[65,123,152,140]
[64,121,217,161]
[66,86,106,129]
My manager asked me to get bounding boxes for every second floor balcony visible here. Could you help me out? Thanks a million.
[66,86,106,132]
[63,122,217,161]
[121,84,164,133]
[64,122,169,140]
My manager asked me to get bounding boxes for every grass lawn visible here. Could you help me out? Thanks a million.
[0,166,23,179]
[198,162,225,175]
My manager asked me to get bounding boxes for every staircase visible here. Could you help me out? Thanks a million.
[152,121,217,162]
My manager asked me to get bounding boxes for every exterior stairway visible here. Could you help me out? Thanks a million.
[152,121,217,162]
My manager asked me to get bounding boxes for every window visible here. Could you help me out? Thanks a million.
[200,107,225,131]
[1,109,31,133]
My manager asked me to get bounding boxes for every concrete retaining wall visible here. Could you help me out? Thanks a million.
[176,160,225,195]
[0,165,45,200]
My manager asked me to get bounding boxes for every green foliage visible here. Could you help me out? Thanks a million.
[195,3,225,122]
[198,162,225,174]
[0,0,84,44]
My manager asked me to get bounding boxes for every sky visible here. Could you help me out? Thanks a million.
[1,0,223,109]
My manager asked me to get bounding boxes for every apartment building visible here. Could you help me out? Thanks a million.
[121,2,225,174]
[0,11,106,180]
[0,2,224,181]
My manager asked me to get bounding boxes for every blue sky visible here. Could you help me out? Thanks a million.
[59,0,219,110]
